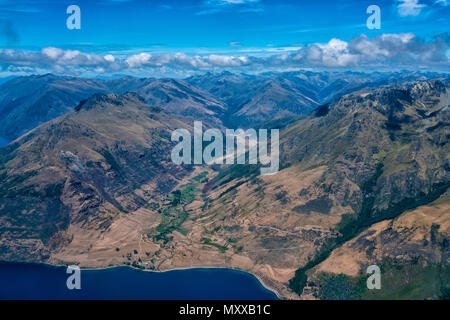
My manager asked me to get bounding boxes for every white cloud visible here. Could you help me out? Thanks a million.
[126,52,151,68]
[41,47,63,59]
[397,0,426,16]
[208,54,248,66]
[280,33,449,68]
[316,38,358,67]
[104,54,115,62]
[0,33,448,75]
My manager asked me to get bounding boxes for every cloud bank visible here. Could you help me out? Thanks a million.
[0,33,448,76]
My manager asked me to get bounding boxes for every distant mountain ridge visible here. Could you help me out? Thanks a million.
[187,70,450,127]
[0,74,224,141]
[0,74,109,140]
[1,71,448,141]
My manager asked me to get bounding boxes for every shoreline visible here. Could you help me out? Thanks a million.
[0,260,283,300]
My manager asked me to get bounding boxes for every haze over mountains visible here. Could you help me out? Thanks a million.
[0,74,224,141]
[1,71,448,141]
[0,71,448,299]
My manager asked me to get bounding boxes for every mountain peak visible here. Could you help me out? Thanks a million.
[363,79,448,108]
[35,73,57,79]
[74,92,146,112]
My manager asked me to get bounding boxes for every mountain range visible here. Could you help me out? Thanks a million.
[0,71,448,299]
[1,71,448,141]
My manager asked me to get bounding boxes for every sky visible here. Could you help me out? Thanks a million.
[0,0,449,78]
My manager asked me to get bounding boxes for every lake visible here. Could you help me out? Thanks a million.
[0,137,10,147]
[0,262,278,300]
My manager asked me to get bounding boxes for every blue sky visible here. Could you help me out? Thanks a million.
[0,0,448,77]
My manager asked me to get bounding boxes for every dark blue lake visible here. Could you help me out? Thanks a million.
[0,137,10,147]
[0,262,278,300]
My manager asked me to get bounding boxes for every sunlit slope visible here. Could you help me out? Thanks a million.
[199,80,449,298]
[305,191,449,300]
[0,93,192,261]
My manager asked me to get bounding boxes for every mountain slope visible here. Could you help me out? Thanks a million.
[107,78,226,128]
[187,70,449,128]
[0,77,448,300]
[305,191,449,300]
[187,71,320,127]
[192,79,449,298]
[280,80,449,218]
[230,78,320,127]
[0,74,109,140]
[0,75,226,141]
[0,92,192,261]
